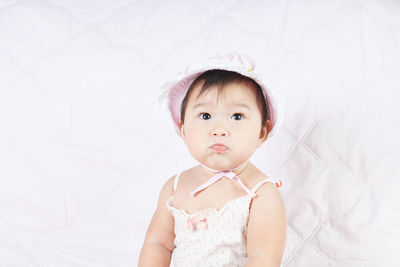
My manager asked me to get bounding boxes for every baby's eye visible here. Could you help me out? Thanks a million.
[200,113,211,120]
[231,113,243,120]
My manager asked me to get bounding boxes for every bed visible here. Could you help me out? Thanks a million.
[0,0,398,266]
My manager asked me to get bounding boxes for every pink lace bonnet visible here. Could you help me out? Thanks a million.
[161,53,284,137]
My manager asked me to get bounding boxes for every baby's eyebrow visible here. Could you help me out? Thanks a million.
[192,102,251,110]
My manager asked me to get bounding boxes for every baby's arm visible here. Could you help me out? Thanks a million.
[246,183,287,267]
[138,176,176,267]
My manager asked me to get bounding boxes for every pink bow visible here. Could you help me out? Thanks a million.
[187,214,208,231]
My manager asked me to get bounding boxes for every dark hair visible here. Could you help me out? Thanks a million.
[180,69,270,127]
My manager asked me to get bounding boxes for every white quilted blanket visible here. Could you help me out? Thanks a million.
[0,1,399,266]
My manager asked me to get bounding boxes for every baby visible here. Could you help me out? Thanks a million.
[138,53,286,267]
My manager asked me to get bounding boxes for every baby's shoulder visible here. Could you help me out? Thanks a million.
[158,175,176,202]
[248,166,282,203]
[165,166,198,194]
[174,166,199,188]
[246,163,273,189]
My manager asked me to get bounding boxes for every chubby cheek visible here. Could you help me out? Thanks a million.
[235,129,260,149]
[234,139,255,156]
[183,127,207,156]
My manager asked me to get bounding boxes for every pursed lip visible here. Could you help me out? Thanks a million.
[210,143,229,152]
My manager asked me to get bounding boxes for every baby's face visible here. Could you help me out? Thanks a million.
[179,82,269,171]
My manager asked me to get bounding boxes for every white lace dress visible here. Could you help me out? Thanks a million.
[166,171,275,267]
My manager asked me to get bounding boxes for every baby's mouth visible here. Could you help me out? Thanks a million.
[210,144,229,153]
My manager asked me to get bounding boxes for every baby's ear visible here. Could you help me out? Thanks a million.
[257,120,271,147]
[178,120,185,138]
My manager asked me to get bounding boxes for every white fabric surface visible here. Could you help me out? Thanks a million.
[0,0,399,266]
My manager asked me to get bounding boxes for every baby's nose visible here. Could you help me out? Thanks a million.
[212,127,229,136]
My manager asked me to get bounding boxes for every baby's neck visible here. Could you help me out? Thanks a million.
[199,161,250,178]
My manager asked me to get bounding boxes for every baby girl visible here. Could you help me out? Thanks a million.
[138,53,286,267]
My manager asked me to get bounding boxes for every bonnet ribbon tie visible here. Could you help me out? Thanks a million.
[190,163,256,198]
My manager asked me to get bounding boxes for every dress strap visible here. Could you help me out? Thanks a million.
[173,171,183,193]
[251,177,275,194]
